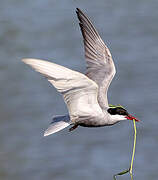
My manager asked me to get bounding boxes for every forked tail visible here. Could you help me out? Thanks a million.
[44,115,70,136]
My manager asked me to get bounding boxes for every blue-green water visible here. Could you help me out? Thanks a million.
[0,1,158,179]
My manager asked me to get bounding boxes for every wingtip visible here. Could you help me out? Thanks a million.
[22,58,42,65]
[76,8,79,16]
[21,58,28,63]
[76,8,79,12]
[21,58,34,64]
[76,8,83,15]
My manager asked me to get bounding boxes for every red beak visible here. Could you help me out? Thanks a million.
[126,114,140,122]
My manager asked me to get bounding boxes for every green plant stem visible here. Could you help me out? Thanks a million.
[130,119,136,179]
[113,168,130,180]
[113,119,137,180]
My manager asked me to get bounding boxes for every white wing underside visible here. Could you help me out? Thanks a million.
[22,59,104,122]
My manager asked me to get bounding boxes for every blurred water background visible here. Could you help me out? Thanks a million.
[0,0,158,180]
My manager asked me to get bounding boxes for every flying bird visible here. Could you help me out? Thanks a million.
[22,8,139,136]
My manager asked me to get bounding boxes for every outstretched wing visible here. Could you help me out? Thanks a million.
[22,59,103,121]
[76,8,116,108]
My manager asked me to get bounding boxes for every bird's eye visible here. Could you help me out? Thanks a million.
[119,109,128,115]
[115,107,127,115]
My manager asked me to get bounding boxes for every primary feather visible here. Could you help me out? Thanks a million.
[76,8,116,108]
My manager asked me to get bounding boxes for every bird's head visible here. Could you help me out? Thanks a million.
[107,105,140,123]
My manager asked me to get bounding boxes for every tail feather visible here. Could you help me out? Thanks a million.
[44,115,70,136]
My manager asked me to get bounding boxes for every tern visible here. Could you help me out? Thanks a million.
[22,8,139,136]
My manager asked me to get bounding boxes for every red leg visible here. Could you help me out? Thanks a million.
[69,124,78,132]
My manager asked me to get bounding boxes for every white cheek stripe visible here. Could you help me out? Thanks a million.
[110,114,127,121]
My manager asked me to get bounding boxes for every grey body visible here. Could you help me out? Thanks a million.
[22,9,127,136]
